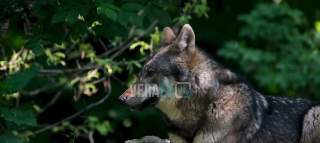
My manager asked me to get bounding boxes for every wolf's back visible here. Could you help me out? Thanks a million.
[250,96,319,143]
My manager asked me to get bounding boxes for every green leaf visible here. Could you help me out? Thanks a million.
[0,133,22,143]
[1,108,37,126]
[105,7,117,21]
[128,12,142,27]
[88,116,99,122]
[51,11,67,24]
[145,4,155,21]
[40,40,52,46]
[150,0,171,7]
[5,120,31,130]
[79,6,89,16]
[25,42,43,55]
[96,124,108,135]
[121,3,143,11]
[156,8,172,26]
[18,102,35,111]
[117,11,130,27]
[67,9,79,25]
[32,43,44,55]
[104,3,121,11]
[97,6,105,15]
[3,66,39,94]
[146,5,171,26]
[315,21,320,33]
[133,61,142,68]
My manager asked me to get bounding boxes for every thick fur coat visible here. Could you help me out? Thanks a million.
[120,24,320,143]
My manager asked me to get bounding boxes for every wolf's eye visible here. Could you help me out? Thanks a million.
[146,70,155,77]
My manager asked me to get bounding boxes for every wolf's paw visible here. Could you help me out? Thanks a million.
[125,136,169,143]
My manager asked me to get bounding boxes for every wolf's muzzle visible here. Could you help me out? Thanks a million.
[118,87,132,104]
[118,95,126,104]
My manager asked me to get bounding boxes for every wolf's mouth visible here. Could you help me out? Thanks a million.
[131,96,160,110]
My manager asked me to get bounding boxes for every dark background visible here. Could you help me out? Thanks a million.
[0,0,320,142]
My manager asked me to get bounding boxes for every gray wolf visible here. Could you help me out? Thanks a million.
[119,24,320,143]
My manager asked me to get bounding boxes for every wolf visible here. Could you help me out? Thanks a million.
[119,24,320,143]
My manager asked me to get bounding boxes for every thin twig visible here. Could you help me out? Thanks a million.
[98,38,108,51]
[38,65,99,74]
[36,86,68,115]
[97,45,122,58]
[76,59,81,69]
[110,39,138,59]
[99,20,158,59]
[127,25,136,39]
[109,21,158,59]
[26,76,112,137]
[39,56,146,75]
[0,47,24,71]
[89,77,106,85]
[65,39,80,55]
[78,133,89,139]
[111,76,127,86]
[20,83,62,96]
[15,95,20,108]
[89,130,95,143]
[113,57,147,65]
[149,37,154,58]
[0,44,5,59]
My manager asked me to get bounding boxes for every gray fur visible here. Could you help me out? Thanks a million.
[119,24,320,143]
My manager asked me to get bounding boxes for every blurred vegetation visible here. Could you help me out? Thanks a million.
[217,3,320,99]
[0,0,319,142]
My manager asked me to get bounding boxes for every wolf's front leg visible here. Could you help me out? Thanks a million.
[168,133,188,143]
[193,130,237,143]
[125,136,169,143]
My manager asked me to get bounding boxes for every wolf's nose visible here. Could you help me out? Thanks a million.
[118,96,126,104]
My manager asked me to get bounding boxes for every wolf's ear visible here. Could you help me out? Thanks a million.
[161,27,176,46]
[175,24,195,52]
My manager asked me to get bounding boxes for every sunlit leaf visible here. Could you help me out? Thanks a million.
[315,21,320,33]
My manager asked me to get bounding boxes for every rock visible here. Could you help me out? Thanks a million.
[125,136,169,143]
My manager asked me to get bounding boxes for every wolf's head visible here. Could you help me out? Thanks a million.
[118,24,222,110]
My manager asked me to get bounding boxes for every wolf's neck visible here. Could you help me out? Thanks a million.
[210,84,268,142]
[188,49,269,139]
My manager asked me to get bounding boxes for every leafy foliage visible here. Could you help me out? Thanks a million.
[3,66,38,94]
[0,0,211,142]
[0,133,22,143]
[0,67,38,142]
[217,3,320,98]
[0,0,318,142]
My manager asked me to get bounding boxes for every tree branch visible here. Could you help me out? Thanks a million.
[20,83,63,96]
[26,76,112,137]
[0,47,24,71]
[36,86,68,115]
[38,65,99,74]
[89,130,95,143]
